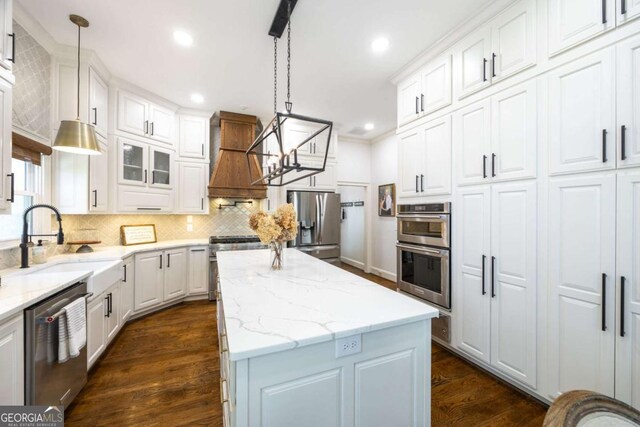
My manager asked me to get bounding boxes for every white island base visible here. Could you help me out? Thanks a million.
[216,249,438,427]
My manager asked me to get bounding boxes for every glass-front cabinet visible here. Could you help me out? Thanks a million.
[118,137,148,186]
[149,147,173,189]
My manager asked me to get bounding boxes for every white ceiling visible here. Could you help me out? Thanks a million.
[18,0,492,139]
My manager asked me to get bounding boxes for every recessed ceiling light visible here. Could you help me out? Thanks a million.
[371,37,389,53]
[191,93,204,104]
[364,123,375,131]
[173,30,193,47]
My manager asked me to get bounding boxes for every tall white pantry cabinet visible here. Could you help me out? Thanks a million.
[394,0,640,407]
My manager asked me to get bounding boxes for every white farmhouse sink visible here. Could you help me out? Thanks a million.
[27,260,123,296]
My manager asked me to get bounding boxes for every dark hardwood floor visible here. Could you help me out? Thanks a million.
[66,265,547,426]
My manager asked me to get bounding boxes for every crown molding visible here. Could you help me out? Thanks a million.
[12,2,58,54]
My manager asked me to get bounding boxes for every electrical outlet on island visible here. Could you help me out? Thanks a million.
[335,334,362,358]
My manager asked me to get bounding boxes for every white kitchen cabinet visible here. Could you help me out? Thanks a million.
[397,73,421,126]
[549,49,615,175]
[548,0,615,56]
[117,137,148,186]
[89,140,108,212]
[0,76,11,215]
[283,123,336,159]
[117,90,148,138]
[548,173,616,398]
[149,146,174,190]
[89,67,108,137]
[421,115,452,196]
[454,99,491,186]
[419,54,452,116]
[264,186,283,212]
[456,182,537,389]
[105,282,120,343]
[188,246,209,295]
[456,27,492,99]
[0,314,23,405]
[312,161,337,190]
[148,104,174,145]
[120,257,134,324]
[164,247,187,301]
[490,0,536,82]
[456,186,491,364]
[177,162,207,213]
[87,294,106,369]
[117,186,174,213]
[619,0,640,24]
[0,0,13,71]
[398,128,421,198]
[615,171,640,409]
[617,34,640,168]
[179,115,209,160]
[135,250,165,311]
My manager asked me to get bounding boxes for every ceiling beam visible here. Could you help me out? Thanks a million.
[268,0,298,38]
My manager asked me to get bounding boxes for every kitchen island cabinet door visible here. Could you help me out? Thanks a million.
[164,248,188,301]
[0,314,23,405]
[548,173,616,399]
[134,250,164,311]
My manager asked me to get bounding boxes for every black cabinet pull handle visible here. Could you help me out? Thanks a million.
[201,144,204,156]
[415,175,419,193]
[201,198,204,211]
[152,170,156,185]
[7,173,14,202]
[7,33,15,63]
[415,96,419,115]
[481,255,486,295]
[92,107,98,125]
[420,94,424,112]
[620,276,626,337]
[150,122,154,136]
[483,58,488,82]
[492,53,497,78]
[92,190,97,208]
[108,293,113,315]
[159,254,163,269]
[105,295,110,317]
[144,169,148,184]
[491,256,496,298]
[167,253,171,268]
[123,264,127,283]
[492,153,496,177]
[622,0,627,14]
[602,0,607,23]
[420,174,424,192]
[483,155,487,179]
[602,129,608,163]
[602,273,607,331]
[342,208,346,220]
[621,125,627,160]
[144,120,149,134]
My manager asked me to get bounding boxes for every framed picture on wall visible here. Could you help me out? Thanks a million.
[378,183,396,217]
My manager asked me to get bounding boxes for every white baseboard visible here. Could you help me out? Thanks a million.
[369,266,396,282]
[340,256,365,270]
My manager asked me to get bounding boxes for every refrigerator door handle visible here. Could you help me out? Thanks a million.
[317,193,323,244]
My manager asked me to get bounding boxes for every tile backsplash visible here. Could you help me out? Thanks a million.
[0,199,262,270]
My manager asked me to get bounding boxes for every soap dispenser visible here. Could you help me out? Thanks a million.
[32,240,47,264]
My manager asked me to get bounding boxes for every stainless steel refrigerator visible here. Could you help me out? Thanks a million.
[287,191,341,264]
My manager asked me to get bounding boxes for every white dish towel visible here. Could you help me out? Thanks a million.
[58,297,87,363]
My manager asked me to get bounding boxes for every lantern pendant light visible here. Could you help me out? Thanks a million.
[53,15,101,156]
[245,0,333,187]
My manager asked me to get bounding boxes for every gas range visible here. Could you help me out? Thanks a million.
[209,235,268,253]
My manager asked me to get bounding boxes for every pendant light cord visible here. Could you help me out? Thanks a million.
[273,37,278,115]
[76,22,81,120]
[286,0,292,113]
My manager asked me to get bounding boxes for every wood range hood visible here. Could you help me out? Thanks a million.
[208,111,267,199]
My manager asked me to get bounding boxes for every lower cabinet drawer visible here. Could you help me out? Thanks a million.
[117,186,174,212]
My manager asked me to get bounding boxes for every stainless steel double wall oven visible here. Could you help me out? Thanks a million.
[396,203,451,309]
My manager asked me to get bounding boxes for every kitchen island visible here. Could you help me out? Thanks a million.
[216,248,439,427]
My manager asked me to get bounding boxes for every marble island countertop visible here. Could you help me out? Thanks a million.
[217,248,439,361]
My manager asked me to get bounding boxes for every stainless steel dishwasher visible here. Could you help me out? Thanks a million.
[24,281,91,407]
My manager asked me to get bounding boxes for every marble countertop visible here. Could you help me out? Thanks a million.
[217,248,439,361]
[0,239,210,323]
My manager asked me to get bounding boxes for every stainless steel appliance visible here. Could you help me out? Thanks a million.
[397,203,451,310]
[25,282,91,406]
[287,191,341,264]
[209,236,268,301]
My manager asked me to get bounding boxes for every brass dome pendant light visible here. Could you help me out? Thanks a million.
[53,14,101,156]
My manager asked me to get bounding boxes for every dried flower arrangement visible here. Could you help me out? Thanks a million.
[249,203,298,269]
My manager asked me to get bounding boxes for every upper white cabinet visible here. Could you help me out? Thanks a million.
[179,115,209,160]
[548,173,616,399]
[0,314,23,405]
[117,90,175,147]
[455,181,537,388]
[455,81,537,186]
[177,161,208,213]
[89,67,108,137]
[617,34,640,168]
[454,0,536,99]
[548,49,615,175]
[0,0,13,71]
[618,0,640,24]
[0,76,11,215]
[616,171,640,409]
[398,116,451,198]
[548,0,616,56]
[282,123,336,159]
[397,74,421,126]
[89,139,109,212]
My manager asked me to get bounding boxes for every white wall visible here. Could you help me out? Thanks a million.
[369,131,398,280]
[336,138,371,184]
